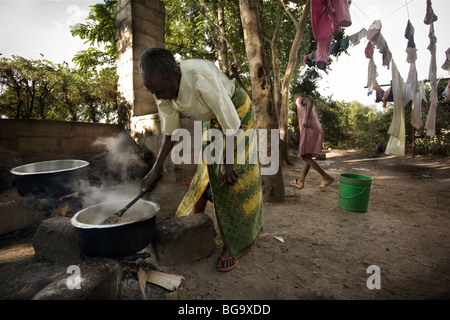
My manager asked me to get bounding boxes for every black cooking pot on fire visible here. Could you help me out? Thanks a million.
[71,199,159,258]
[10,159,89,199]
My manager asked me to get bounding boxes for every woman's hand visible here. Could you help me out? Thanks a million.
[220,163,239,185]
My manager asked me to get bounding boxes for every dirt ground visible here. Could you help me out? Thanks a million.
[1,149,449,300]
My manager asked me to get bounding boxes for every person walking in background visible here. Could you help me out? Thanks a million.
[290,93,335,190]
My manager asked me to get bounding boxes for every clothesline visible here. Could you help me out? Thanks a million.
[351,0,415,31]
[365,77,450,88]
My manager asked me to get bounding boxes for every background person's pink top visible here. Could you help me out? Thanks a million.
[297,101,323,157]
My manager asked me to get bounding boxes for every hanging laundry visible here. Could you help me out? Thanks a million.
[423,0,438,25]
[366,20,381,42]
[403,83,413,106]
[385,60,406,157]
[443,79,450,102]
[328,36,350,55]
[310,0,352,70]
[386,83,394,102]
[441,47,450,72]
[304,36,350,66]
[407,61,424,129]
[348,28,367,46]
[365,41,374,59]
[406,47,417,64]
[404,19,423,129]
[374,34,392,69]
[410,80,426,129]
[404,20,417,63]
[303,51,317,65]
[424,20,438,136]
[404,20,416,49]
[366,20,392,69]
[367,60,378,93]
[365,41,378,93]
[375,86,384,103]
[382,89,390,108]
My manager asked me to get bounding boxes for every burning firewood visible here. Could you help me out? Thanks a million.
[49,192,82,218]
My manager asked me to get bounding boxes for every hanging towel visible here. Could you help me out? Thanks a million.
[424,23,437,136]
[406,61,423,129]
[410,80,425,129]
[385,60,406,157]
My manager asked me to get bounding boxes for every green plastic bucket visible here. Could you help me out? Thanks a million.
[338,173,373,212]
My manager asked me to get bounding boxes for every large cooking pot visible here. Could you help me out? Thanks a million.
[71,199,159,258]
[10,159,89,199]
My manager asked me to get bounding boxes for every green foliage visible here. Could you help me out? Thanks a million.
[70,0,118,72]
[163,0,218,60]
[0,56,118,123]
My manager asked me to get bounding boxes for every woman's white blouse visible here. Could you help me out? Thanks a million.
[153,59,241,136]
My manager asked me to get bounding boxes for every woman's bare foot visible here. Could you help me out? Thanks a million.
[318,176,335,190]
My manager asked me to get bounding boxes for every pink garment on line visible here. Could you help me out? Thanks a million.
[311,0,352,70]
[297,101,323,157]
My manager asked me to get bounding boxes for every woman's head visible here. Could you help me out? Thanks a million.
[139,48,181,100]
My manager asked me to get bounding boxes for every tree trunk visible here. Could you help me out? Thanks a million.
[239,0,285,203]
[278,0,310,164]
[264,15,283,122]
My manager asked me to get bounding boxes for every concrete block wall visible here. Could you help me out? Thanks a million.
[0,119,123,167]
[116,0,165,120]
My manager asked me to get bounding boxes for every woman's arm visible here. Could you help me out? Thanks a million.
[140,134,176,192]
[303,98,314,127]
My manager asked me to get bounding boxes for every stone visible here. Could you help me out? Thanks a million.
[153,213,216,266]
[32,217,82,265]
[32,258,122,300]
[0,189,43,236]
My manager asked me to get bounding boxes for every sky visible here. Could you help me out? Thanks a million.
[0,0,98,66]
[0,0,449,108]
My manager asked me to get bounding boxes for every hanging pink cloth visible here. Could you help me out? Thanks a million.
[310,0,351,70]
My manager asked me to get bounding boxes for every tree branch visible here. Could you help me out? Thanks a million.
[193,0,250,96]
